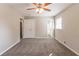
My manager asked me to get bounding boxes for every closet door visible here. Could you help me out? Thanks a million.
[23,19,35,38]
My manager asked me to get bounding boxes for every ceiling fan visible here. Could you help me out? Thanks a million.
[26,3,52,14]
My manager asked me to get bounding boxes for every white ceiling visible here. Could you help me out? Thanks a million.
[9,3,72,16]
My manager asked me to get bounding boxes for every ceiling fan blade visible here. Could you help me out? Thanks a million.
[33,3,39,7]
[27,8,36,10]
[44,3,51,7]
[43,8,51,11]
[33,3,37,6]
[33,3,42,8]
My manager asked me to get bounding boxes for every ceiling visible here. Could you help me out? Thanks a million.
[9,3,72,16]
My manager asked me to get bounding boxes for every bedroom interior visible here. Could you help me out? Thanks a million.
[0,3,79,56]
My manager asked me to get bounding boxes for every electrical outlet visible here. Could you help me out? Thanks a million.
[64,41,66,44]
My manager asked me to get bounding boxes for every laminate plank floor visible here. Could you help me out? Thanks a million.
[2,38,77,56]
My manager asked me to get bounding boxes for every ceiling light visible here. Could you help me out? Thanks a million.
[36,8,44,14]
[27,3,51,14]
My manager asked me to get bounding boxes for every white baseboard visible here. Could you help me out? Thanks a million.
[0,39,20,55]
[55,39,79,56]
[23,37,50,39]
[34,37,49,39]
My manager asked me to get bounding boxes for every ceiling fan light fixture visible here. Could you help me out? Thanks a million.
[27,3,51,14]
[36,8,44,14]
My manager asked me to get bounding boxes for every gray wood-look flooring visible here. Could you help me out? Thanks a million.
[2,38,77,56]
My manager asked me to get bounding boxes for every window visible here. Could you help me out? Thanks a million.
[56,16,63,29]
[47,19,54,37]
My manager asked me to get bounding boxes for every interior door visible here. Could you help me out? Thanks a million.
[23,19,35,38]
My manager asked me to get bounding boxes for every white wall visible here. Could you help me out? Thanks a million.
[24,16,54,38]
[0,4,21,55]
[35,17,49,38]
[55,4,79,55]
